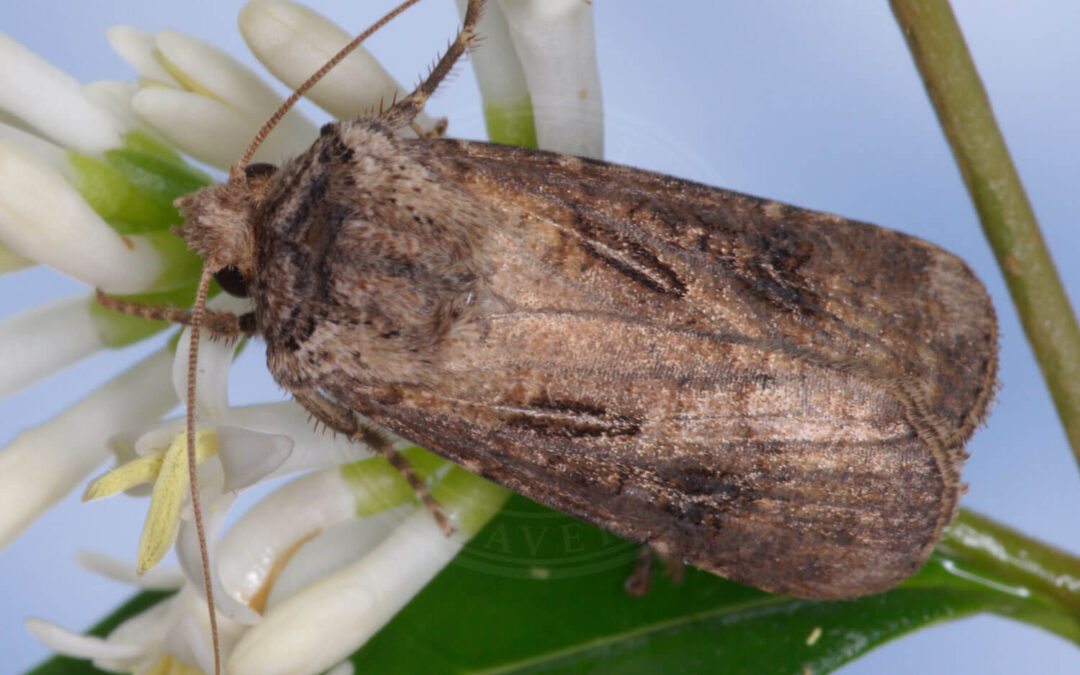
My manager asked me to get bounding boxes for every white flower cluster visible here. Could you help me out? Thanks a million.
[0,1,601,673]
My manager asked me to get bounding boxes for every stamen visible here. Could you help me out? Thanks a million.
[137,429,218,574]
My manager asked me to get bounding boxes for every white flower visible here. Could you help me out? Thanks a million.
[31,453,508,673]
[0,347,177,550]
[0,32,125,154]
[0,134,172,293]
[238,0,435,130]
[108,25,317,169]
[491,0,603,157]
[3,0,602,670]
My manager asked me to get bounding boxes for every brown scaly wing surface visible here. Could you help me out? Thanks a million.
[407,139,995,599]
[266,131,998,599]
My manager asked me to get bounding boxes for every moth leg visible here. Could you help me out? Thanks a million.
[380,0,485,129]
[95,289,256,339]
[291,387,454,535]
[623,546,655,597]
[410,117,448,139]
[624,547,685,597]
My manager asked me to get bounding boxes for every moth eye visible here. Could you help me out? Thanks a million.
[214,266,250,298]
[245,162,277,179]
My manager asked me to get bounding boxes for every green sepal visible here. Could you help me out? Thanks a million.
[102,148,210,210]
[483,97,539,148]
[66,152,178,235]
[139,229,205,292]
[342,447,451,517]
[120,129,184,162]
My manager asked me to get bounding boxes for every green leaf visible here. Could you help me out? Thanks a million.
[27,502,1080,675]
[347,496,1080,674]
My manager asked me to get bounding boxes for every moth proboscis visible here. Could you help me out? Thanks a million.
[98,0,998,672]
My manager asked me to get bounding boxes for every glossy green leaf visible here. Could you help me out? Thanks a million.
[345,496,1080,674]
[26,500,1080,675]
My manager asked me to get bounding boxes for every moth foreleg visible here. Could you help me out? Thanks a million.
[623,546,686,597]
[410,117,448,139]
[94,290,256,340]
[380,0,486,129]
[623,546,655,597]
[291,387,454,535]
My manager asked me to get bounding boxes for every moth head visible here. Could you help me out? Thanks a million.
[173,162,278,290]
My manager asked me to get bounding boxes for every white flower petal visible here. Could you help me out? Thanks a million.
[326,662,355,675]
[496,0,603,157]
[0,347,177,551]
[228,401,380,473]
[25,617,143,662]
[106,25,182,88]
[131,87,311,169]
[228,508,465,675]
[135,586,248,672]
[100,593,174,661]
[75,549,185,590]
[162,614,215,675]
[0,109,39,137]
[215,469,358,609]
[456,0,530,104]
[217,426,294,491]
[131,88,260,170]
[154,29,316,152]
[0,120,67,170]
[114,400,378,491]
[156,30,278,119]
[238,0,432,129]
[0,242,31,274]
[176,492,263,625]
[82,81,141,132]
[0,139,165,292]
[132,421,186,456]
[0,293,104,399]
[0,32,126,154]
[264,509,405,611]
[171,294,253,421]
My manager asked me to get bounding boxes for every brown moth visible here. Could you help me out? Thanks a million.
[106,0,998,607]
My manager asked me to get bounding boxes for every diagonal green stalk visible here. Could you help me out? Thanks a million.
[937,508,1080,643]
[889,0,1080,468]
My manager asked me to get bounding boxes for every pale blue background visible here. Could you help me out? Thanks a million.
[1,2,1078,673]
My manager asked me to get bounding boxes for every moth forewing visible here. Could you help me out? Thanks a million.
[236,124,996,600]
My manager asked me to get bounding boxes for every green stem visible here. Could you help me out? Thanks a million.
[938,508,1080,641]
[890,0,1080,468]
[944,508,1080,616]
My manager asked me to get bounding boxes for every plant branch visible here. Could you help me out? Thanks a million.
[890,0,1080,468]
[938,508,1080,642]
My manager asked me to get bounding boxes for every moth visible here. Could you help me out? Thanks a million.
[105,0,997,605]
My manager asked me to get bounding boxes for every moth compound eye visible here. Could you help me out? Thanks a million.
[245,162,277,179]
[214,266,250,298]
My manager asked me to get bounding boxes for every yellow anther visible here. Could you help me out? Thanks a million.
[135,429,218,574]
[83,449,167,501]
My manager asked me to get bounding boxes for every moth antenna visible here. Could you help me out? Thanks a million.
[381,0,486,129]
[233,0,426,179]
[186,266,221,675]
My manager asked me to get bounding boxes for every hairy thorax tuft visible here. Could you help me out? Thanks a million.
[174,170,276,277]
